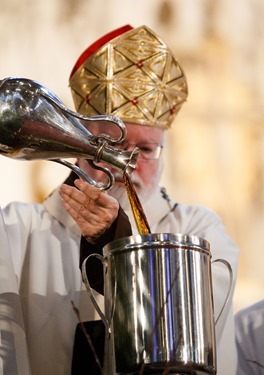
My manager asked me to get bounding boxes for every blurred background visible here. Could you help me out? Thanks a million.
[1,0,264,312]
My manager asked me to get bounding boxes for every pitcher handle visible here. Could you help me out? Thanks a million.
[82,254,117,375]
[212,258,233,326]
[81,254,110,334]
[81,254,117,338]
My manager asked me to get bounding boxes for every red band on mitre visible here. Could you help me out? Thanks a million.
[70,24,133,78]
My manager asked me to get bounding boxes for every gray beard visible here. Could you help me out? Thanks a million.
[107,169,160,212]
[108,182,155,214]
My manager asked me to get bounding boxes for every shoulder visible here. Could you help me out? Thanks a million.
[235,300,264,326]
[235,300,264,374]
[2,201,46,222]
[174,202,224,232]
[168,201,239,264]
[176,201,221,220]
[1,201,56,237]
[235,300,264,345]
[153,187,221,226]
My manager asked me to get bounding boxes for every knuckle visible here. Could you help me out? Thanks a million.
[83,196,91,207]
[93,190,103,204]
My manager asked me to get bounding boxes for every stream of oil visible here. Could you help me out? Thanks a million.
[123,171,151,235]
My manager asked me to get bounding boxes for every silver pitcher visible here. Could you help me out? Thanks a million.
[83,233,233,375]
[0,77,139,190]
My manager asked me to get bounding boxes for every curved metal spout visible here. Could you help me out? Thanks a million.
[0,77,139,190]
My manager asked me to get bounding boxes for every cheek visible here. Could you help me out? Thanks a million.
[136,161,161,186]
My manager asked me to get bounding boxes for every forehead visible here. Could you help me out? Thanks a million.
[84,121,164,143]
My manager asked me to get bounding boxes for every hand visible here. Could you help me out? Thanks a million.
[59,179,119,243]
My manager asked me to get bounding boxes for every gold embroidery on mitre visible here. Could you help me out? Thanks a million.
[70,25,188,129]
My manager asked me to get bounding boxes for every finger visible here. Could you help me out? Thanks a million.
[60,191,97,223]
[59,183,92,208]
[59,184,109,224]
[61,197,114,241]
[59,181,119,234]
[74,179,118,209]
[74,179,109,207]
[60,198,86,225]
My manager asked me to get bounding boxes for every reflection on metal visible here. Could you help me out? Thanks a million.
[82,233,233,374]
[0,77,139,190]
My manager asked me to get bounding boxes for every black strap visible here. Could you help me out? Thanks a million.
[71,320,105,375]
[79,206,132,295]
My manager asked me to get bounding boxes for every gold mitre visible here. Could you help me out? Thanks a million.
[69,25,188,129]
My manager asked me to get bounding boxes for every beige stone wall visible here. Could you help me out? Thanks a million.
[1,0,264,312]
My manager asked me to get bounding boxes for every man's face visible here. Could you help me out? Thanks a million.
[77,122,165,204]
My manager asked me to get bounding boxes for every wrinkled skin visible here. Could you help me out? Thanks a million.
[59,179,119,243]
[59,122,164,241]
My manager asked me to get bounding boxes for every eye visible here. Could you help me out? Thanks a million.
[138,144,154,154]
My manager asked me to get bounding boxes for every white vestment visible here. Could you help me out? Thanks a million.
[235,300,264,375]
[0,185,239,375]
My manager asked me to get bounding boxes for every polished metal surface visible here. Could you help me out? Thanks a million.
[0,77,139,190]
[83,233,233,374]
[102,233,217,375]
